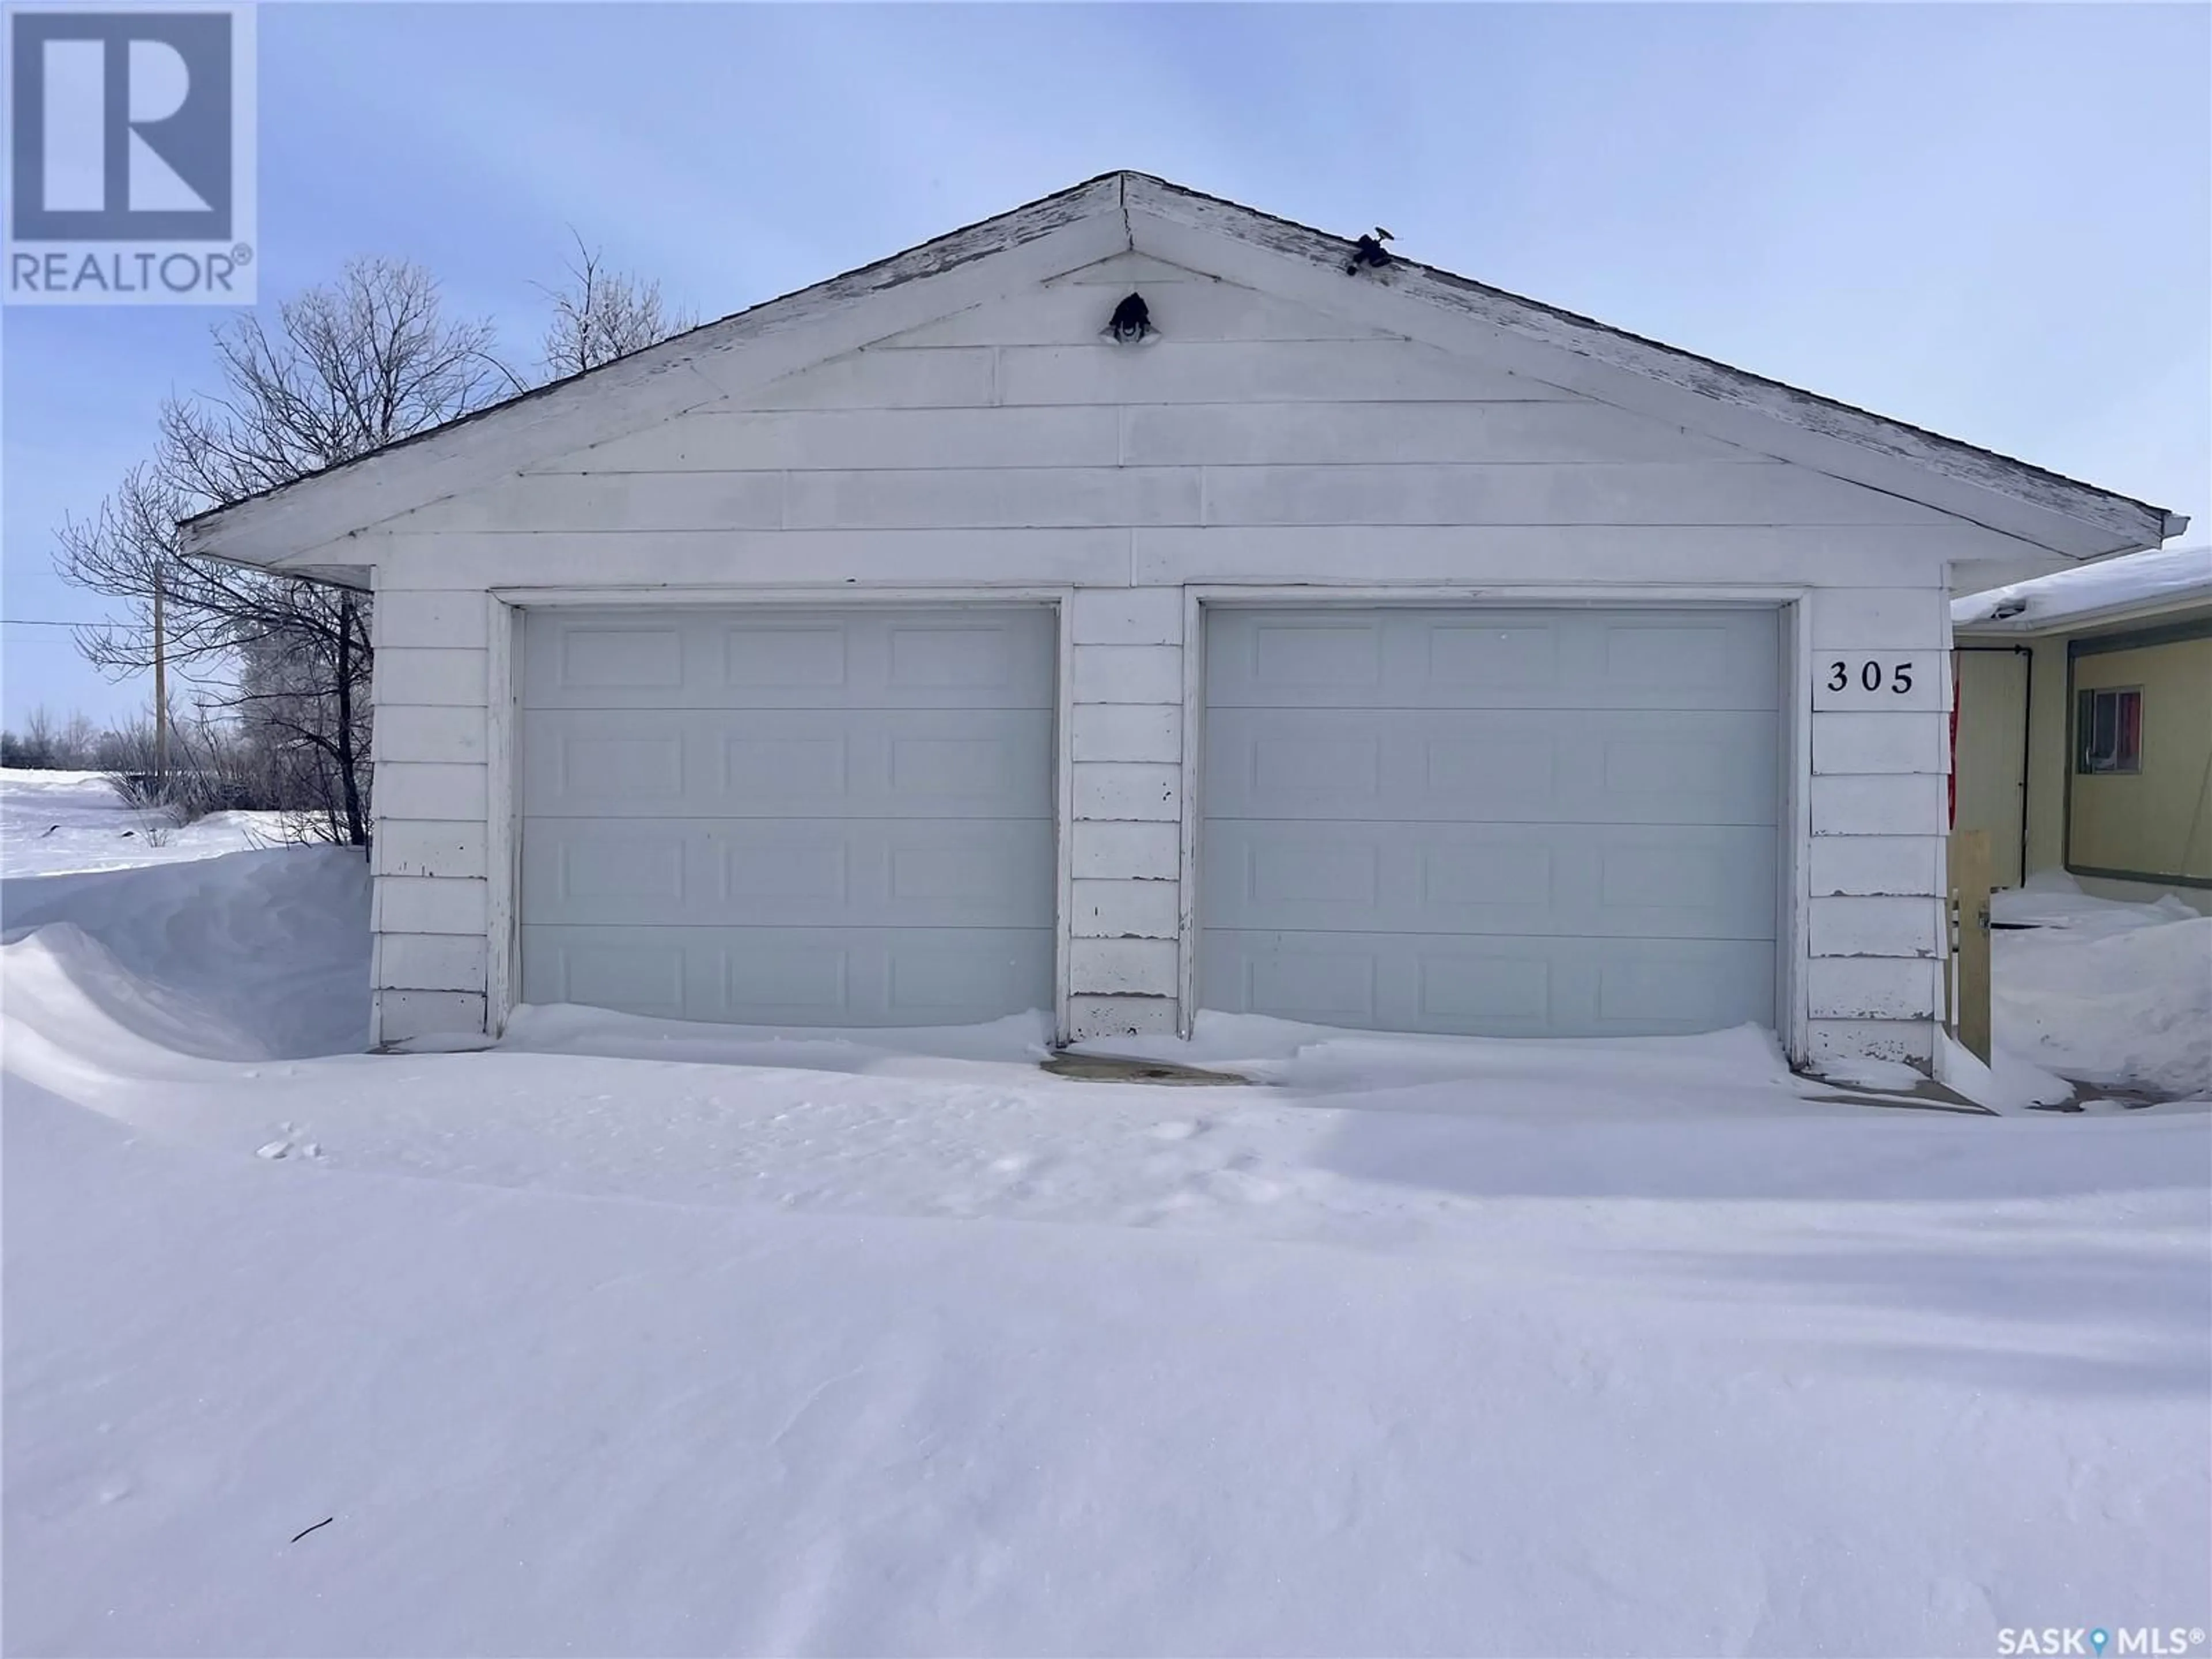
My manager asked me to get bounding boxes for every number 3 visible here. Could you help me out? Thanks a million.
[1828,662,1849,691]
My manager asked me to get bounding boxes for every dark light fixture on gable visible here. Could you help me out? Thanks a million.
[1105,291,1153,344]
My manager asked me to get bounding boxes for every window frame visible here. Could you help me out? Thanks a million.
[2074,684,2143,775]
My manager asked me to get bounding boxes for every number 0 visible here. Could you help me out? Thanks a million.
[1861,661,1881,692]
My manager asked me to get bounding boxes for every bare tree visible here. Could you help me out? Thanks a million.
[55,259,507,846]
[57,710,98,767]
[22,705,57,766]
[540,232,696,377]
[56,249,693,846]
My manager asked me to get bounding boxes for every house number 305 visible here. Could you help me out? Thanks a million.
[1827,660,1915,694]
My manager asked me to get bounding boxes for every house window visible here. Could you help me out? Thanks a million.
[2075,686,2143,774]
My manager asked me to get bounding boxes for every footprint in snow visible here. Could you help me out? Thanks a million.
[1147,1120,1204,1142]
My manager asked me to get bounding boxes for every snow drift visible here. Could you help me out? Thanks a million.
[3,798,2207,1656]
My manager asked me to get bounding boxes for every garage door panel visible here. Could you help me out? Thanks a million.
[1200,930,1776,1037]
[521,605,1055,1027]
[1596,615,1775,702]
[525,819,1051,929]
[1202,605,1780,1039]
[1206,708,1778,824]
[523,926,1055,1026]
[1204,820,1776,938]
[522,708,1052,819]
[1207,608,1778,710]
[525,608,1056,710]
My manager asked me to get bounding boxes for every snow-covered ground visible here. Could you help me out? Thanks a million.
[1992,875,2212,1103]
[0,766,294,878]
[3,777,2208,1655]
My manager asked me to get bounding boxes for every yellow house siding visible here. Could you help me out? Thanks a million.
[1953,647,2029,887]
[2066,625,2212,891]
[2021,634,2071,879]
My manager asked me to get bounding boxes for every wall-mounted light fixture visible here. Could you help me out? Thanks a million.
[1105,291,1153,344]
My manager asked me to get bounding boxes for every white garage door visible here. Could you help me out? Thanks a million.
[1201,607,1781,1037]
[520,607,1055,1027]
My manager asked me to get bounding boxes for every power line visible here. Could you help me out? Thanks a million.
[2,618,107,627]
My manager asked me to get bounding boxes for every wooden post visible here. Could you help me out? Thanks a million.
[1949,828,1993,1065]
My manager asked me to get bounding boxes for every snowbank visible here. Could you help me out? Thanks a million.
[0,766,296,878]
[2,846,370,1060]
[3,802,2207,1654]
[1996,910,2212,1100]
[1991,870,2199,935]
[9,1068,2208,1657]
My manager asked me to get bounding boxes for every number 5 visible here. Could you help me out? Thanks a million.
[1892,662,1914,693]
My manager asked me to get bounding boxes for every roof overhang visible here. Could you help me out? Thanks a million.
[1955,592,2212,641]
[185,171,2186,571]
[1954,544,2212,639]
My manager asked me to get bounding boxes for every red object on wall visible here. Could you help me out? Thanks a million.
[1948,652,1959,830]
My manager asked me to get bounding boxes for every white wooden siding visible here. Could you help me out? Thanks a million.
[374,762,486,822]
[1067,937,1179,997]
[1070,821,1180,881]
[1069,587,1181,645]
[373,820,486,880]
[1130,527,2012,588]
[377,874,487,935]
[882,279,1396,347]
[1800,586,1952,1065]
[370,531,1131,590]
[1809,836,1944,897]
[373,647,485,704]
[1070,878,1179,940]
[1120,401,1745,467]
[372,572,496,1044]
[1071,704,1180,763]
[1071,645,1181,704]
[374,704,488,763]
[1063,579,1188,1025]
[376,989,488,1044]
[377,934,488,993]
[361,251,1993,1063]
[554,407,1124,473]
[993,340,1571,407]
[1806,1018,1934,1067]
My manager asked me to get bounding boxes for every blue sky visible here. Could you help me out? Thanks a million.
[5,1,2207,726]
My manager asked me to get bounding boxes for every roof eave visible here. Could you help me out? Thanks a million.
[181,172,1135,567]
[1122,174,2179,561]
[1956,586,2212,639]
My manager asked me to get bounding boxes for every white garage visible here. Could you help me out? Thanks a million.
[518,606,1056,1025]
[1199,606,1780,1036]
[181,171,2184,1073]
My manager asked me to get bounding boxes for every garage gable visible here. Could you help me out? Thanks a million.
[370,251,1986,561]
[184,173,2180,575]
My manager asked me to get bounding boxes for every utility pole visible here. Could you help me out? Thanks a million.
[152,567,169,781]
